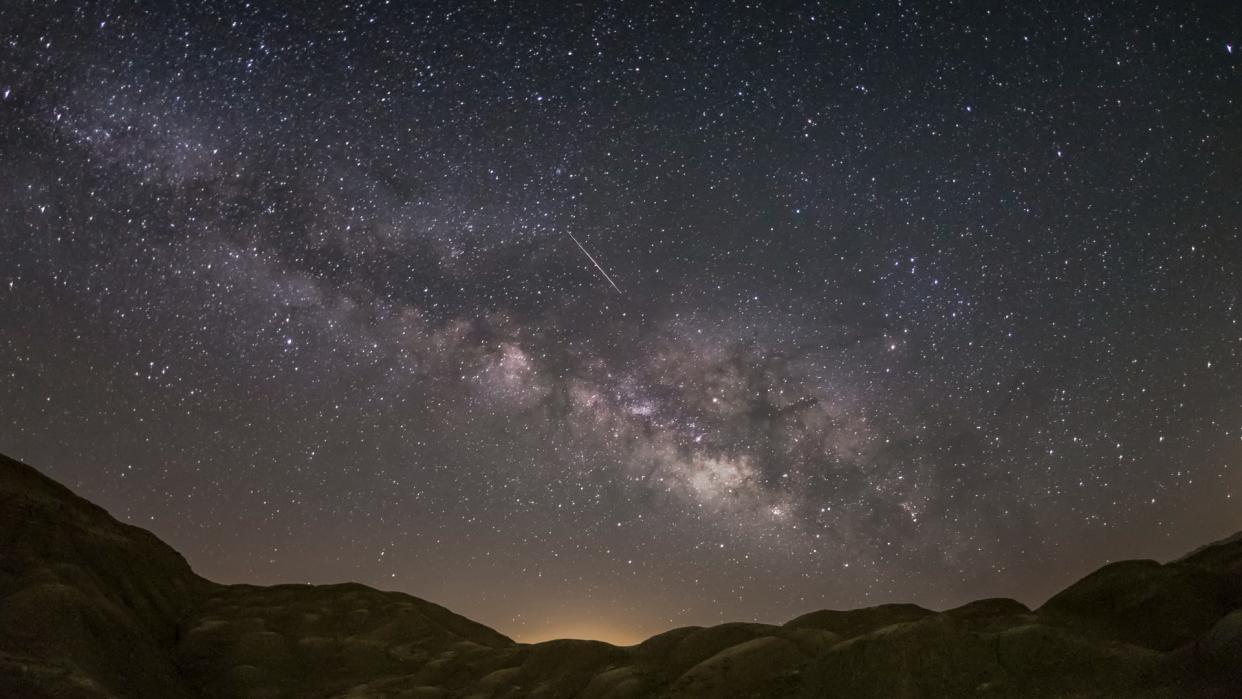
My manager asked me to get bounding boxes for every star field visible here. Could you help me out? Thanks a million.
[1,1,1240,644]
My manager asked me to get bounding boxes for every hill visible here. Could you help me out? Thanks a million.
[1,452,1239,697]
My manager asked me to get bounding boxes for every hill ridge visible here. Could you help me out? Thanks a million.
[2,452,1240,698]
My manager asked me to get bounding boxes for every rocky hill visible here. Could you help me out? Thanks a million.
[1,452,1239,698]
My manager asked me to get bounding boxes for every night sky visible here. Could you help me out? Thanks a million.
[2,1,1240,645]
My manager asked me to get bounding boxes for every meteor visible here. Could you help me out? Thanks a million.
[566,232,622,293]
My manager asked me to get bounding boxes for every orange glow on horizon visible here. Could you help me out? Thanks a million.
[514,623,650,647]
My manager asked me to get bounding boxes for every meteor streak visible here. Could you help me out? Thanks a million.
[566,232,622,293]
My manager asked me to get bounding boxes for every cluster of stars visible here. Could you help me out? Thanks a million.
[0,0,1239,644]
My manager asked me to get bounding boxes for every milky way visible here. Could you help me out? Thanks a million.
[1,1,1240,643]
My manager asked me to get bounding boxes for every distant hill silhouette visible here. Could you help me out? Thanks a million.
[1,452,1239,697]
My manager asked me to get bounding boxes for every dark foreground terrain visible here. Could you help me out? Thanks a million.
[1,453,1239,698]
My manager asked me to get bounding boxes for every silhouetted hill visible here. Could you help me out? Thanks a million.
[1,452,1239,697]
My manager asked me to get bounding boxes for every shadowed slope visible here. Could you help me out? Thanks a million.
[0,454,515,699]
[1,452,1240,698]
[0,453,205,698]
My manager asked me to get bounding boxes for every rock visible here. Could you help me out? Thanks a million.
[2,452,1241,698]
